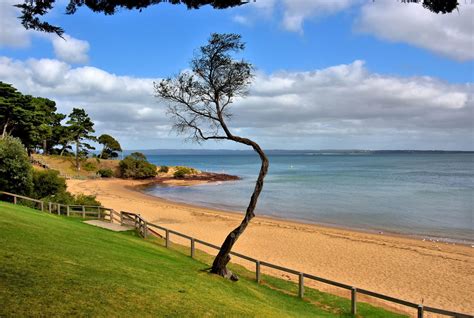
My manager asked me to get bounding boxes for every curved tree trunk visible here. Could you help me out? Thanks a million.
[210,140,269,280]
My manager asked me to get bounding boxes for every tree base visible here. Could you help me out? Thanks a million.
[210,254,239,281]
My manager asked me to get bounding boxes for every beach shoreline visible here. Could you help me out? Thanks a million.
[67,178,474,316]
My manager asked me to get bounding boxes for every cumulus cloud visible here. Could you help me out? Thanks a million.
[52,34,90,64]
[0,57,472,150]
[355,1,474,61]
[0,0,90,64]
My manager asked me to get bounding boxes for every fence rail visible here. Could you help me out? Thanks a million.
[0,191,471,318]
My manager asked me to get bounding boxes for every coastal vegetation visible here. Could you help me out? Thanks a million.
[156,33,269,280]
[0,201,406,317]
[119,152,157,179]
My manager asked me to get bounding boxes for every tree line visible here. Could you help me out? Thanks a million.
[0,82,122,170]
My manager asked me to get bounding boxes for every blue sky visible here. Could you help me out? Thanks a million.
[0,0,473,150]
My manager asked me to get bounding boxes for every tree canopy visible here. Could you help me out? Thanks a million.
[13,0,459,37]
[98,134,122,159]
[15,0,247,36]
[66,108,96,170]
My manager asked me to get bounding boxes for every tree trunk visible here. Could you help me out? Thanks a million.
[1,119,10,139]
[43,139,48,155]
[75,140,80,171]
[210,141,269,280]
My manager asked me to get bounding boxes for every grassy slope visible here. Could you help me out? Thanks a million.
[0,202,406,317]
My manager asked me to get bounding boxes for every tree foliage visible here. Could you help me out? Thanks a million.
[32,170,67,199]
[13,0,458,37]
[0,136,33,196]
[14,0,246,36]
[98,134,122,159]
[155,33,268,280]
[119,152,157,179]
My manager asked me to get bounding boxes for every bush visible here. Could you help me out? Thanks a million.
[119,152,157,179]
[82,161,97,172]
[173,166,196,178]
[32,170,66,199]
[73,194,101,206]
[42,192,100,206]
[97,168,113,178]
[0,136,33,196]
[159,165,169,173]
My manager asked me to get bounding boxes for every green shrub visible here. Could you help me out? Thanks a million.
[42,192,100,206]
[32,170,66,199]
[119,152,157,179]
[0,136,33,196]
[82,161,97,172]
[73,194,101,206]
[173,166,196,178]
[97,168,113,178]
[159,165,169,173]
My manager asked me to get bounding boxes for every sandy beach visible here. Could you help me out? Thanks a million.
[67,178,474,316]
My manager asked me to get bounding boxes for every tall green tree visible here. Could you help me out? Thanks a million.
[66,108,96,170]
[0,82,32,140]
[98,134,122,159]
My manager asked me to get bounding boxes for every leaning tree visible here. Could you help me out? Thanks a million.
[155,33,267,280]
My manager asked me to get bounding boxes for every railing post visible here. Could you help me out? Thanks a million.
[165,229,170,248]
[98,207,101,220]
[417,305,423,318]
[298,273,304,298]
[57,204,61,215]
[82,206,86,219]
[351,287,357,316]
[256,260,261,284]
[13,196,17,204]
[120,211,123,225]
[110,210,114,223]
[191,238,195,258]
[143,221,148,238]
[67,205,70,217]
[48,202,52,213]
[40,201,44,212]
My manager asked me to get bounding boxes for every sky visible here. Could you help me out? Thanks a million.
[0,0,473,150]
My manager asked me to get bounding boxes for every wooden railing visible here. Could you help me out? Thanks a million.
[120,210,473,318]
[0,191,116,222]
[0,191,471,318]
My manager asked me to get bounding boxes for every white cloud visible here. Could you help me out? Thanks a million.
[0,0,90,64]
[52,34,90,64]
[0,57,472,150]
[281,0,358,33]
[355,1,473,61]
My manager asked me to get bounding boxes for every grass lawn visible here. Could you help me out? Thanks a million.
[0,202,407,317]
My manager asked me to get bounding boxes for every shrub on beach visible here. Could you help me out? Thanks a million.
[0,136,33,196]
[173,166,197,178]
[97,168,113,178]
[82,161,97,172]
[159,165,169,173]
[119,152,157,179]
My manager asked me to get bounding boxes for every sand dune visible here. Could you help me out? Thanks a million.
[67,178,474,316]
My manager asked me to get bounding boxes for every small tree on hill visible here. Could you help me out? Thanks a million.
[119,152,157,179]
[66,108,95,170]
[98,134,122,159]
[155,33,268,280]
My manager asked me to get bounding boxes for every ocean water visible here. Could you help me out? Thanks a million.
[142,152,474,244]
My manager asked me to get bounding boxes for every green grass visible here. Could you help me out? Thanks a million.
[0,202,407,317]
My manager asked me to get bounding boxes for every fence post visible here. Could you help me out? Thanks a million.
[417,305,423,318]
[40,201,44,212]
[143,221,148,238]
[256,260,261,284]
[298,273,304,298]
[110,210,114,223]
[57,204,61,215]
[67,205,70,217]
[191,238,195,258]
[165,229,170,248]
[351,287,357,316]
[98,207,101,220]
[48,202,52,213]
[82,206,86,219]
[13,196,17,204]
[120,211,123,225]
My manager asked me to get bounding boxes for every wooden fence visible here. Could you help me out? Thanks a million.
[0,191,471,318]
[120,210,473,318]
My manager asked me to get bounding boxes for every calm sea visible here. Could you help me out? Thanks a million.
[140,151,473,244]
